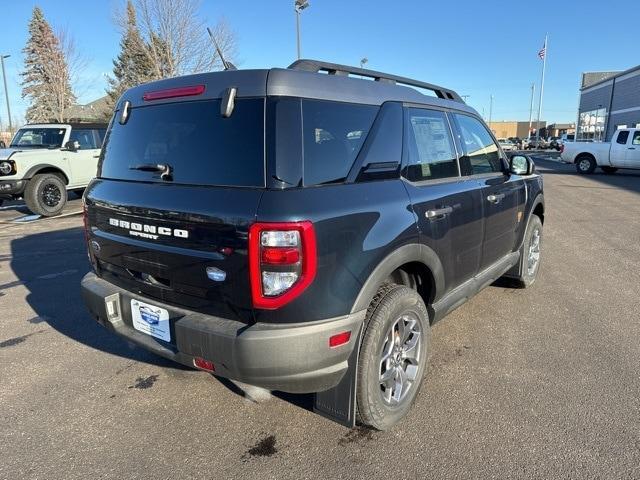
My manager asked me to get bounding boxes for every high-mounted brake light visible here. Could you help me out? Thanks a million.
[143,85,206,101]
[249,221,317,309]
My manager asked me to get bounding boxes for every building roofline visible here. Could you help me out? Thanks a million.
[581,64,640,90]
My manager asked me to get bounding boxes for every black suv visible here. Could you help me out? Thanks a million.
[81,60,544,430]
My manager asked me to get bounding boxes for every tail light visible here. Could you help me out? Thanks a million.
[248,221,317,309]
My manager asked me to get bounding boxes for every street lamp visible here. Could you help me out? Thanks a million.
[0,55,11,134]
[360,58,368,69]
[294,0,309,60]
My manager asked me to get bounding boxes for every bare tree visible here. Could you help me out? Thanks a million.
[52,29,89,122]
[133,0,237,79]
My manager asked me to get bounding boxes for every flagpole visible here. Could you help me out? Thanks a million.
[535,34,548,144]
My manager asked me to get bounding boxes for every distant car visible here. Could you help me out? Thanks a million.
[560,133,574,143]
[508,137,524,149]
[497,138,517,151]
[548,137,562,151]
[526,137,549,150]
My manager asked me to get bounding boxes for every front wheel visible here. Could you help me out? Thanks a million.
[576,155,596,174]
[356,285,430,431]
[24,173,67,217]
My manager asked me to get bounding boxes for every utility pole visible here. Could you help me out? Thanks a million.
[0,55,12,134]
[528,83,535,140]
[294,0,310,60]
[488,94,494,128]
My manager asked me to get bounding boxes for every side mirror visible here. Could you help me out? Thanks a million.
[64,140,80,151]
[509,154,534,175]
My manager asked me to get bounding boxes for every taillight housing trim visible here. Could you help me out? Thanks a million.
[142,84,206,101]
[249,221,317,310]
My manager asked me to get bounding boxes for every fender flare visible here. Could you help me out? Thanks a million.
[22,164,70,184]
[530,193,544,219]
[350,243,445,314]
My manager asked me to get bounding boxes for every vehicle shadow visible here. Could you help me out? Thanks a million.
[8,226,183,369]
[533,158,640,196]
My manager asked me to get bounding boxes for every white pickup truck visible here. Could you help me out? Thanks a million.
[561,128,640,174]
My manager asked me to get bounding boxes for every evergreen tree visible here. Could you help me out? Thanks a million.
[21,6,76,123]
[106,0,155,108]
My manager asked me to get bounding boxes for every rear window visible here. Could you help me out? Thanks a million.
[100,99,264,187]
[302,100,378,185]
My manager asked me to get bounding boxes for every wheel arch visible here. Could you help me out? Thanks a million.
[23,165,70,185]
[531,193,544,224]
[350,244,444,316]
[574,152,596,164]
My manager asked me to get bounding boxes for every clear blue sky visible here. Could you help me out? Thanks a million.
[1,0,636,125]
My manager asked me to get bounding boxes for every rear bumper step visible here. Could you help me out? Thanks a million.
[81,272,365,393]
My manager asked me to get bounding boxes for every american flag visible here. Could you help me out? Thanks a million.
[538,41,547,60]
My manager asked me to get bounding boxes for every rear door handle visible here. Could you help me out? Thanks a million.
[425,206,453,219]
[487,193,505,204]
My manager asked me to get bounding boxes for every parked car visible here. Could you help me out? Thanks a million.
[497,138,517,151]
[526,137,549,150]
[548,137,562,151]
[560,133,574,143]
[80,60,545,431]
[561,128,640,174]
[508,137,524,149]
[0,123,107,214]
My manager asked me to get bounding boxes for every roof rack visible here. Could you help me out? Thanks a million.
[288,59,463,103]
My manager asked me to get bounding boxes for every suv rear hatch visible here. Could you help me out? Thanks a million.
[85,76,267,322]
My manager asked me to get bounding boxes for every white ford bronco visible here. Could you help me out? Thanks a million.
[0,123,107,216]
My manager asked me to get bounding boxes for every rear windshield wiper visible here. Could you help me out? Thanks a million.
[129,163,173,180]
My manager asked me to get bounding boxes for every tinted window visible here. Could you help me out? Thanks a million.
[454,114,503,175]
[403,108,458,181]
[101,99,265,187]
[633,131,640,145]
[69,129,98,149]
[616,131,630,144]
[302,100,378,185]
[10,128,66,148]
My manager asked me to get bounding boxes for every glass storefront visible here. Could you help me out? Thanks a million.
[577,108,607,142]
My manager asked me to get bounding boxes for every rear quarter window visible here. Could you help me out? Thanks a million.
[100,99,265,187]
[302,100,378,185]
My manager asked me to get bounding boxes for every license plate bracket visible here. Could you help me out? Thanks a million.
[131,299,171,342]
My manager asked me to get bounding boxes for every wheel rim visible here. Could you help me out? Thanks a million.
[379,312,422,406]
[42,183,62,207]
[527,228,541,276]
[578,159,591,171]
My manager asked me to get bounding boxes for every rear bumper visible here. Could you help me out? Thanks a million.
[0,179,26,198]
[81,272,365,393]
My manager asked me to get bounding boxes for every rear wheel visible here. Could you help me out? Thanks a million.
[356,285,430,431]
[24,173,67,217]
[575,154,596,174]
[515,214,543,288]
[601,166,618,174]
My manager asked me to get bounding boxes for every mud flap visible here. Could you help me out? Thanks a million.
[312,324,363,428]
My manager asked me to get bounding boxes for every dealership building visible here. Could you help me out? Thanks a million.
[577,65,640,141]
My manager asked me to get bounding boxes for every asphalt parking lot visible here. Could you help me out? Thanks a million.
[1,159,639,479]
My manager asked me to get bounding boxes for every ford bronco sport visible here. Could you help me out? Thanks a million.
[81,60,544,430]
[0,123,107,216]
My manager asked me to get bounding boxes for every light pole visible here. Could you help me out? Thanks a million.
[0,55,11,133]
[294,0,309,60]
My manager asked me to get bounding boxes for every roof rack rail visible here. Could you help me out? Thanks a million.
[288,59,464,103]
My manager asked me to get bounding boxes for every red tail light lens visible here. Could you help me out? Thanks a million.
[193,357,215,372]
[329,331,351,348]
[143,85,205,101]
[249,221,317,309]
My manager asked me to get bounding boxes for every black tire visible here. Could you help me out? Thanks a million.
[601,166,618,174]
[575,154,596,174]
[356,284,430,431]
[515,214,543,288]
[24,173,67,217]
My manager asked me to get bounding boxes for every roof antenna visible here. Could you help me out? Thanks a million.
[207,27,236,71]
